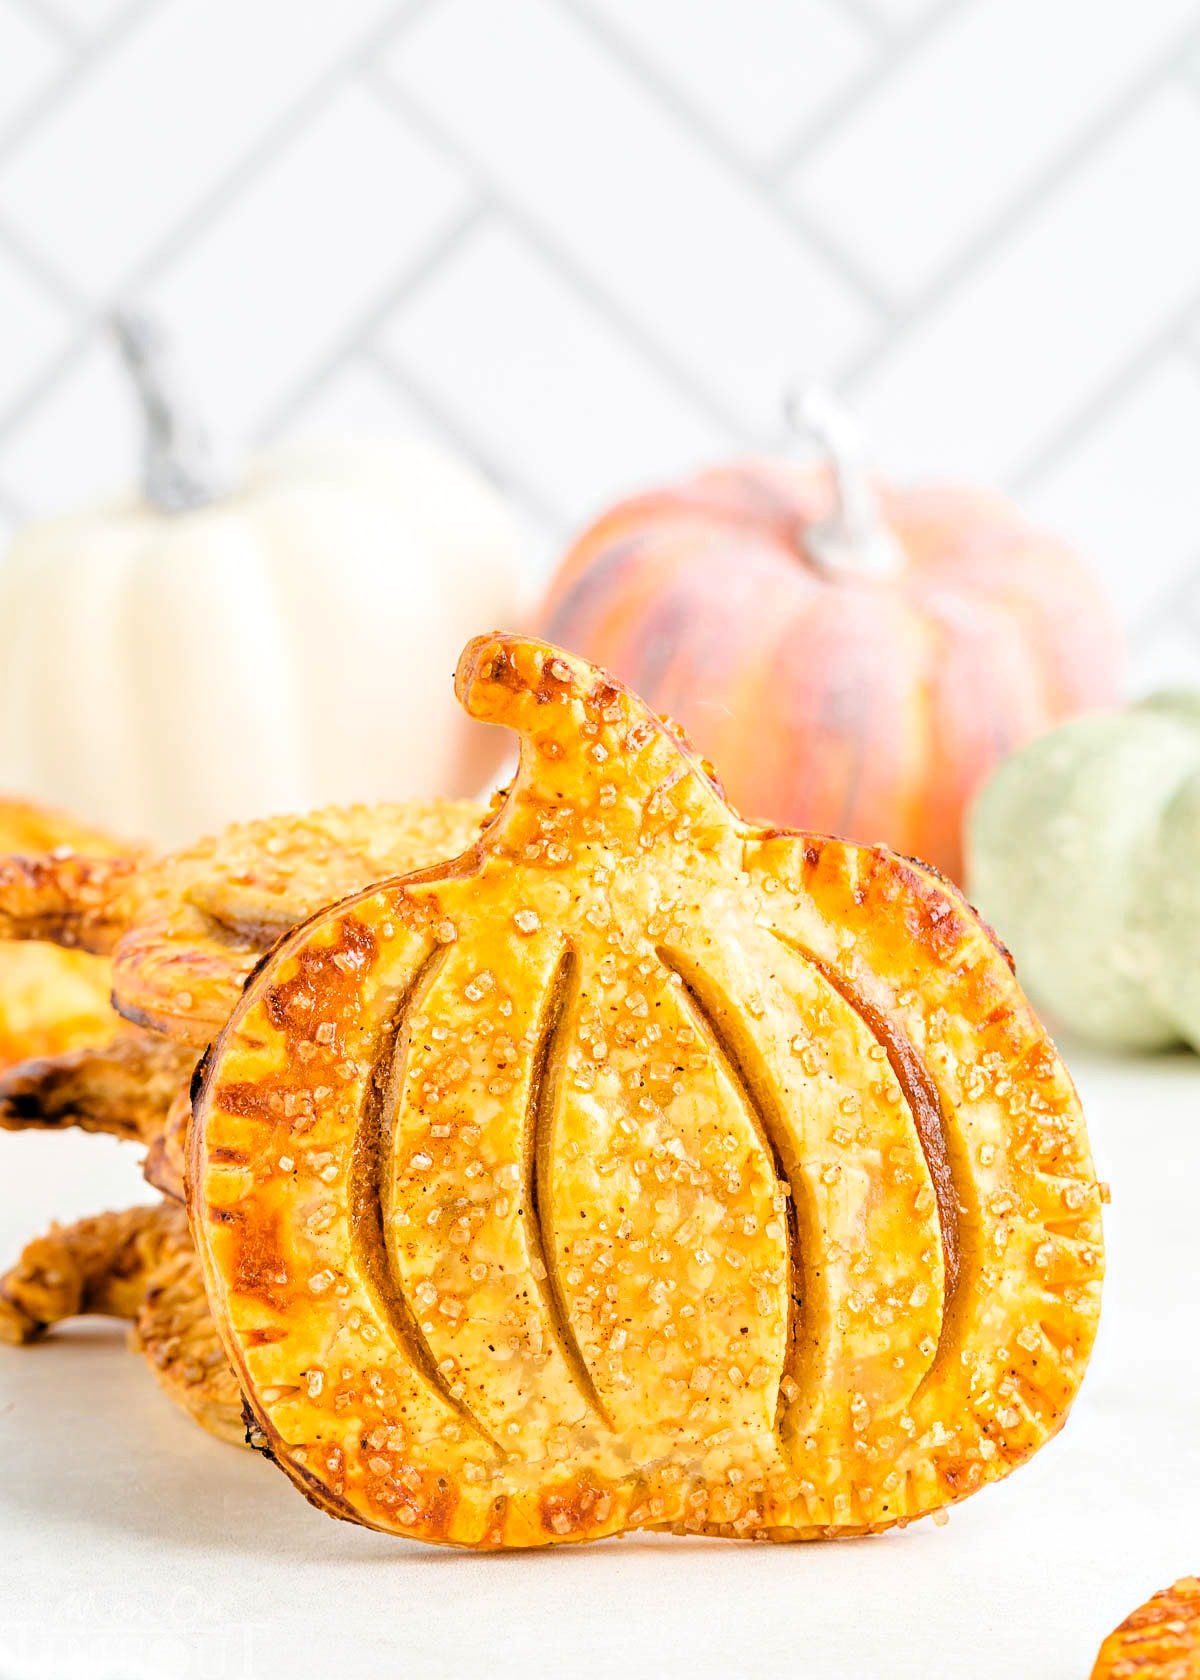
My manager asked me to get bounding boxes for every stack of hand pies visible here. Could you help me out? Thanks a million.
[0,635,1105,1550]
[0,796,485,1442]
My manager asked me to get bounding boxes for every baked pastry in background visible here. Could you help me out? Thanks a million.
[0,798,487,1440]
[0,798,489,1178]
[0,798,130,1071]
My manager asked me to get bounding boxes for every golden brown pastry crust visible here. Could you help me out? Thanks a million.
[129,1202,244,1445]
[0,801,488,1449]
[0,1029,195,1149]
[110,800,487,1045]
[0,801,487,1199]
[0,799,486,1048]
[0,944,117,1071]
[0,797,137,860]
[192,634,1104,1549]
[0,1201,243,1445]
[142,1082,192,1201]
[1092,1579,1200,1678]
[0,1204,163,1336]
[0,799,134,1070]
[0,851,142,952]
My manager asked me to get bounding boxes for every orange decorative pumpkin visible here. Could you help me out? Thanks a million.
[541,395,1122,879]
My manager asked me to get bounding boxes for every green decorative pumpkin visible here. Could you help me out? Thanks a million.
[967,692,1200,1053]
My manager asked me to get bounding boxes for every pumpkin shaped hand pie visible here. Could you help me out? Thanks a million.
[1091,1578,1200,1678]
[193,634,1103,1548]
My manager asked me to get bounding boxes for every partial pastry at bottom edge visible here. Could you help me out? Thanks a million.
[1092,1578,1200,1678]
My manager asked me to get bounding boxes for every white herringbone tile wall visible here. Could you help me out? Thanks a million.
[0,0,1198,689]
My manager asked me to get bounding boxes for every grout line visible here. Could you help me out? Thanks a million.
[254,198,488,442]
[0,481,27,525]
[1008,286,1200,495]
[0,1,426,446]
[0,216,83,312]
[5,0,80,51]
[1127,558,1200,645]
[768,0,973,179]
[115,7,426,299]
[0,0,163,169]
[368,344,569,535]
[826,0,896,44]
[0,330,87,450]
[788,200,897,324]
[838,17,1200,398]
[360,0,443,54]
[1178,42,1200,97]
[1158,566,1200,628]
[561,0,895,323]
[366,71,751,445]
[1178,321,1200,375]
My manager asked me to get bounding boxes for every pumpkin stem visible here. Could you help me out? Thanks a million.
[455,633,728,841]
[786,387,905,581]
[111,310,225,514]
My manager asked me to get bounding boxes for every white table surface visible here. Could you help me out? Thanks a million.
[0,1044,1195,1680]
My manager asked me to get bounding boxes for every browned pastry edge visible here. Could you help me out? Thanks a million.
[1091,1578,1200,1678]
[0,853,143,953]
[0,1030,196,1147]
[130,1205,245,1445]
[0,1204,172,1339]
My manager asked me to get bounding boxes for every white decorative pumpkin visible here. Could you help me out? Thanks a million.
[967,691,1200,1053]
[0,315,524,844]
